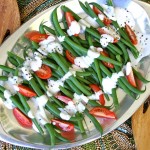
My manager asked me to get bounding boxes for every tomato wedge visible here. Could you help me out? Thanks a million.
[89,107,117,119]
[65,12,78,36]
[97,27,118,43]
[126,69,137,88]
[93,6,112,26]
[66,50,75,64]
[35,64,52,79]
[13,108,32,128]
[100,51,114,68]
[125,24,138,45]
[18,84,36,97]
[25,30,49,43]
[90,84,105,105]
[55,95,73,104]
[51,119,74,131]
[52,119,75,141]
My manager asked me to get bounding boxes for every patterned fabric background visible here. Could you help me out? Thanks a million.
[0,0,149,149]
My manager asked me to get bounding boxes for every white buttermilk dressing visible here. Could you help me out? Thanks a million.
[59,108,71,120]
[102,5,116,21]
[27,110,35,119]
[102,71,124,94]
[38,35,63,55]
[126,62,132,76]
[88,91,103,100]
[78,19,91,33]
[21,67,32,81]
[102,26,120,40]
[3,90,15,109]
[67,21,81,36]
[36,95,48,107]
[69,65,83,76]
[74,47,100,68]
[57,36,65,42]
[100,34,114,47]
[98,14,105,21]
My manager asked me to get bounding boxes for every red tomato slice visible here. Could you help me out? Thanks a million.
[89,107,117,119]
[93,6,112,26]
[93,6,103,15]
[55,95,73,104]
[65,12,78,36]
[51,119,75,141]
[13,108,32,128]
[100,51,114,68]
[61,130,76,141]
[103,17,112,26]
[25,31,49,43]
[66,50,75,64]
[51,119,74,131]
[90,84,105,105]
[126,69,137,88]
[18,84,36,97]
[125,24,138,45]
[35,64,52,79]
[97,27,118,43]
[90,84,101,92]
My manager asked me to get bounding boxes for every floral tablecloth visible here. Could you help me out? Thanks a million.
[0,0,149,149]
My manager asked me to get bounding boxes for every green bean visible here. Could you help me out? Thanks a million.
[99,62,112,77]
[0,91,5,99]
[85,1,105,27]
[106,0,114,6]
[18,93,30,113]
[104,93,110,101]
[89,2,104,12]
[45,123,56,146]
[111,88,119,110]
[76,71,92,77]
[66,80,82,95]
[55,131,69,142]
[51,96,64,108]
[7,52,24,65]
[88,100,101,107]
[94,59,102,85]
[29,78,43,96]
[61,5,81,21]
[120,38,139,58]
[133,68,150,83]
[32,41,39,49]
[51,53,69,73]
[33,75,47,92]
[39,23,46,34]
[0,65,15,73]
[0,76,8,81]
[62,42,78,57]
[0,85,5,92]
[59,86,73,98]
[32,118,44,134]
[76,76,91,84]
[117,41,129,64]
[120,77,146,94]
[10,95,26,114]
[58,53,71,68]
[77,118,85,133]
[98,55,122,67]
[70,76,92,96]
[43,25,56,35]
[8,57,19,67]
[84,109,103,134]
[42,58,58,70]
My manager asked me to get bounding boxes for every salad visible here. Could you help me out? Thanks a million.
[0,0,149,146]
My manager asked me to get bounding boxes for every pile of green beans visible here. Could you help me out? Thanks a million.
[0,0,149,146]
